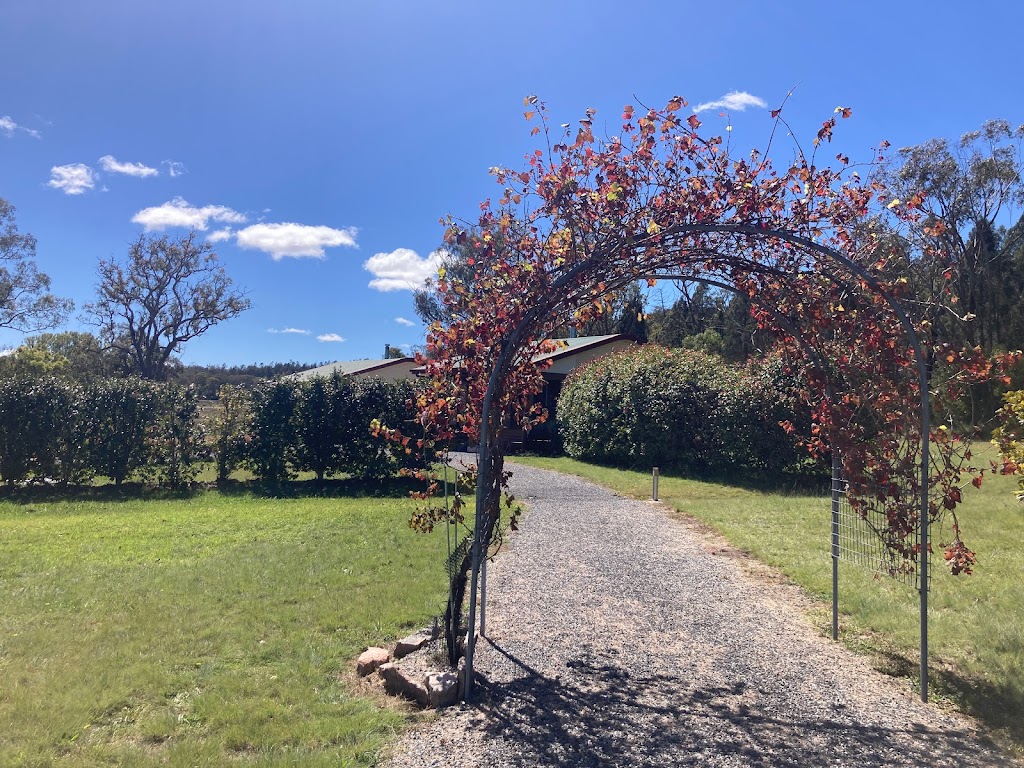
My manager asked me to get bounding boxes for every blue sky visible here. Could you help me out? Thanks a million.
[2,0,1022,366]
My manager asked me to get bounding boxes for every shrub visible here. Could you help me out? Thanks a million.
[149,384,203,487]
[994,389,1024,500]
[292,374,422,481]
[558,345,808,474]
[244,380,297,484]
[211,385,252,482]
[293,374,345,482]
[0,377,76,484]
[84,378,160,486]
[342,377,421,479]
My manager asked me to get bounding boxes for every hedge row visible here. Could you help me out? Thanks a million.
[0,377,201,487]
[557,345,812,474]
[212,375,422,484]
[0,374,420,487]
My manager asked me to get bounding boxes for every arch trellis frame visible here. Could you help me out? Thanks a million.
[459,224,934,705]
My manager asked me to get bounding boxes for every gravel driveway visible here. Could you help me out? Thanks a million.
[386,461,1011,767]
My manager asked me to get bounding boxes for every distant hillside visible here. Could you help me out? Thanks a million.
[174,361,331,398]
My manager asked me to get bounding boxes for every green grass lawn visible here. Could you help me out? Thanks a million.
[0,482,450,767]
[512,451,1024,756]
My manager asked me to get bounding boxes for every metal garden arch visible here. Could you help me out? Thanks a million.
[459,224,934,705]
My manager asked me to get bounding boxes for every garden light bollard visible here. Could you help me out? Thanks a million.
[652,467,659,501]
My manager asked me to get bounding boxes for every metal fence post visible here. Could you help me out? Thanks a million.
[480,555,487,637]
[652,467,659,501]
[831,451,841,641]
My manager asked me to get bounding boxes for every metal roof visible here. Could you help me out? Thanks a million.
[288,358,416,381]
[530,334,630,364]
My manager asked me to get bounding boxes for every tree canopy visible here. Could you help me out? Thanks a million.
[877,119,1024,351]
[0,198,72,333]
[84,232,251,380]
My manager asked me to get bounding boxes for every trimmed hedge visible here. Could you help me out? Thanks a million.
[225,374,422,483]
[557,345,809,474]
[0,373,420,487]
[0,377,201,487]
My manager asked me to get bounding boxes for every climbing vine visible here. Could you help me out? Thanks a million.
[381,95,1018,658]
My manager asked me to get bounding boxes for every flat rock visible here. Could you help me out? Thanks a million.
[356,646,390,677]
[393,628,435,659]
[426,670,460,708]
[379,662,429,707]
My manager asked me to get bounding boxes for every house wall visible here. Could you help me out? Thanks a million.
[543,339,636,377]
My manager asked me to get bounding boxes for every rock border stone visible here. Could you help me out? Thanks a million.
[355,626,463,709]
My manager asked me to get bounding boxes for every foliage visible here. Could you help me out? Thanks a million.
[342,377,421,479]
[0,377,202,487]
[876,120,1024,351]
[382,93,1023,665]
[51,380,95,486]
[245,375,420,483]
[412,235,489,327]
[645,284,765,360]
[83,231,251,380]
[0,344,69,378]
[0,198,72,332]
[84,379,161,486]
[210,384,251,482]
[149,384,203,487]
[994,389,1024,500]
[244,379,297,483]
[0,377,65,484]
[0,332,125,380]
[293,374,343,482]
[558,345,807,474]
[26,331,122,378]
[0,378,96,485]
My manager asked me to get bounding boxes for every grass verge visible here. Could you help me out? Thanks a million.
[0,485,448,767]
[511,452,1024,756]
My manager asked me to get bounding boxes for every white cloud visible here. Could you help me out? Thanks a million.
[132,197,247,231]
[317,333,346,342]
[99,155,158,178]
[395,316,415,326]
[48,163,96,195]
[267,327,311,335]
[207,227,234,243]
[162,160,186,177]
[363,248,444,292]
[1,115,40,138]
[235,222,358,260]
[693,91,768,114]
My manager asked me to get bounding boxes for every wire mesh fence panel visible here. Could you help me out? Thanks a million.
[834,477,930,592]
